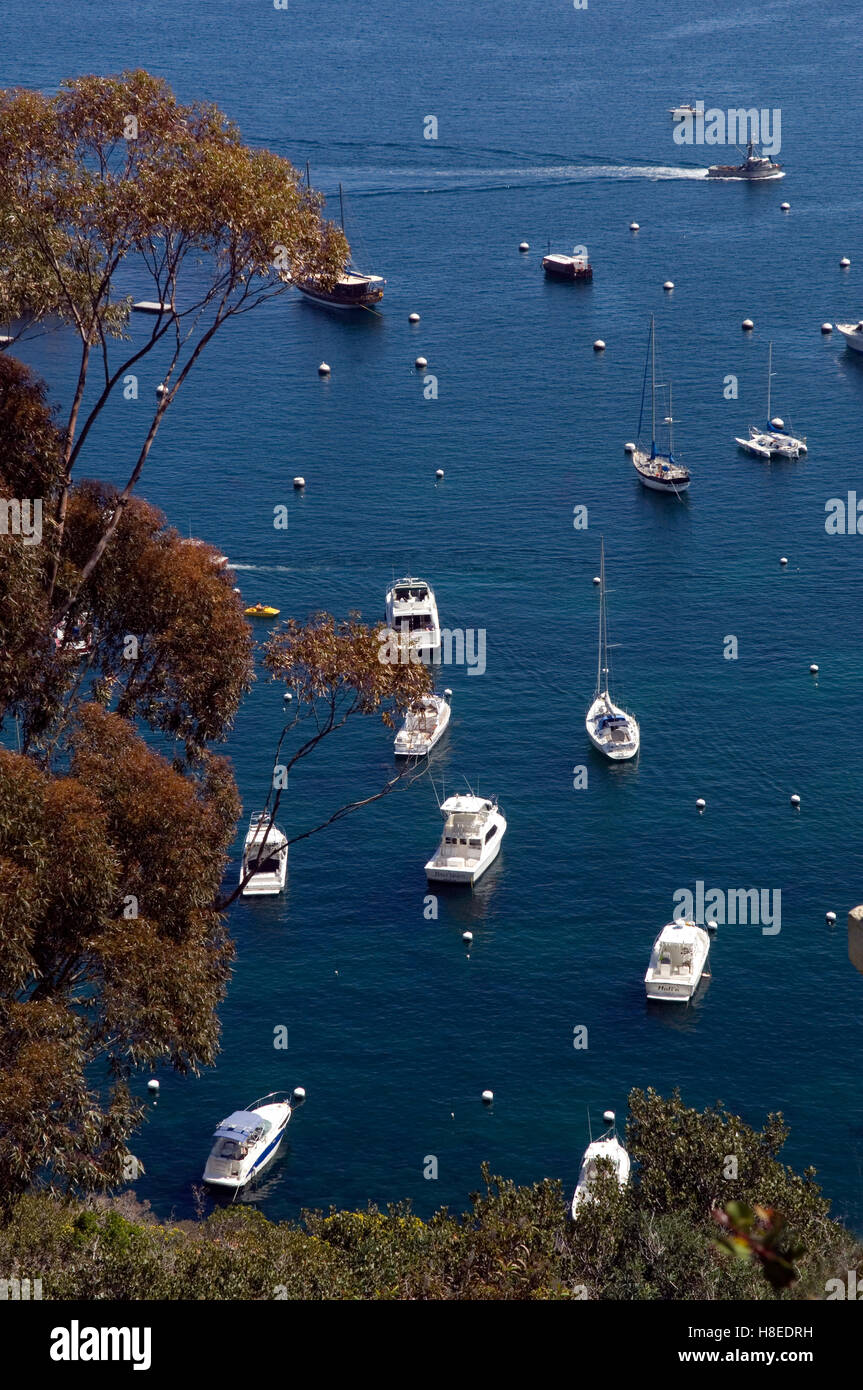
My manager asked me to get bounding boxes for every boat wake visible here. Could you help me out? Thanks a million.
[229,563,295,573]
[354,163,709,198]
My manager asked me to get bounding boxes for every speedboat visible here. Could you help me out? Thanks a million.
[244,603,280,618]
[240,812,288,895]
[425,793,506,885]
[644,918,711,1002]
[394,690,451,758]
[542,251,593,281]
[836,322,863,354]
[586,541,640,761]
[202,1092,292,1191]
[384,576,441,661]
[707,141,783,180]
[571,1111,631,1219]
[735,342,807,459]
[630,317,691,494]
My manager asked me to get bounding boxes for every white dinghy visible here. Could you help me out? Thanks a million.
[394,689,452,758]
[240,812,288,896]
[571,1110,631,1219]
[585,540,640,761]
[644,918,711,1002]
[425,792,506,885]
[202,1092,293,1191]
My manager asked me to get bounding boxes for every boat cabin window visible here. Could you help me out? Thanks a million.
[468,839,481,848]
[248,852,283,875]
[484,825,498,843]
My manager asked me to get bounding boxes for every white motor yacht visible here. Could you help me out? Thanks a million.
[240,812,288,895]
[571,1111,631,1219]
[384,576,441,661]
[644,918,711,1002]
[394,690,451,758]
[586,541,640,761]
[202,1092,292,1191]
[836,321,863,354]
[425,793,506,885]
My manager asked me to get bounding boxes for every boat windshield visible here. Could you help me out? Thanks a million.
[212,1138,248,1161]
[394,585,428,602]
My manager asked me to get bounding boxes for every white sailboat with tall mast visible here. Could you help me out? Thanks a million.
[630,316,691,493]
[585,541,640,761]
[735,341,807,459]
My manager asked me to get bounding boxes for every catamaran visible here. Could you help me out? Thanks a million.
[735,341,807,459]
[585,541,640,762]
[202,1092,293,1191]
[571,1110,631,1219]
[287,166,384,310]
[240,812,288,895]
[630,316,691,493]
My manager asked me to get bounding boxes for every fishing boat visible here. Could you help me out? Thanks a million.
[384,576,441,661]
[202,1092,293,1191]
[425,793,506,885]
[240,812,288,896]
[644,918,711,1002]
[707,141,783,180]
[668,102,699,118]
[630,317,691,493]
[735,342,807,459]
[288,168,384,310]
[244,602,280,618]
[394,690,451,758]
[571,1111,631,1219]
[585,541,640,761]
[836,321,863,354]
[542,249,593,281]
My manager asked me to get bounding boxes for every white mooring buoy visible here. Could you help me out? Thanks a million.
[444,687,453,698]
[624,441,636,454]
[629,222,640,231]
[293,476,305,489]
[603,1110,615,1126]
[519,241,529,252]
[482,1089,494,1104]
[593,575,601,585]
[780,201,790,211]
[148,1079,159,1093]
[463,930,473,943]
[409,312,420,323]
[780,556,788,566]
[318,361,330,376]
[435,468,444,479]
[415,356,427,370]
[593,339,606,352]
[790,793,801,807]
[156,382,167,396]
[696,798,706,812]
[809,663,819,674]
[821,322,833,334]
[663,280,674,291]
[840,257,851,268]
[826,911,837,925]
[293,1086,306,1101]
[742,318,754,331]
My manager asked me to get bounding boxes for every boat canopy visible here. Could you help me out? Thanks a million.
[597,713,628,730]
[213,1111,266,1141]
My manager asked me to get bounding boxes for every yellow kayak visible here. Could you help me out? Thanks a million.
[244,603,280,618]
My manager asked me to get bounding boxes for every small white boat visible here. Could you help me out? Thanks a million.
[425,793,506,885]
[736,343,807,459]
[240,812,288,895]
[384,576,441,661]
[52,615,92,655]
[394,689,451,758]
[202,1092,292,1191]
[571,1111,631,1219]
[668,102,698,118]
[542,250,593,281]
[132,300,173,314]
[644,918,711,1002]
[630,317,691,493]
[586,542,639,761]
[836,321,863,354]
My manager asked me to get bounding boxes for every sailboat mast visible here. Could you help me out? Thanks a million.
[767,340,773,422]
[339,183,345,232]
[668,384,674,457]
[650,315,657,452]
[596,540,606,695]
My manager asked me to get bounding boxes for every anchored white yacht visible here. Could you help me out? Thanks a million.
[630,316,691,493]
[644,918,711,1002]
[571,1111,631,1219]
[836,321,863,354]
[425,793,506,885]
[384,576,441,661]
[202,1092,292,1191]
[668,102,698,118]
[240,812,288,895]
[736,342,807,459]
[394,690,451,758]
[586,541,640,761]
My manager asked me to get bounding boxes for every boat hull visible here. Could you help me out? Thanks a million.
[394,699,451,758]
[837,325,863,354]
[586,697,640,761]
[202,1103,291,1190]
[644,923,710,1002]
[425,814,506,885]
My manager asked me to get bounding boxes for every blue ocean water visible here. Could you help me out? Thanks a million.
[4,0,863,1232]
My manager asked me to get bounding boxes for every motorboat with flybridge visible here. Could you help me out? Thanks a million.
[202,1092,293,1191]
[240,812,288,895]
[394,689,451,758]
[630,316,691,493]
[707,141,783,180]
[385,576,441,662]
[735,341,807,459]
[644,918,711,1002]
[425,791,506,885]
[585,540,640,761]
[285,167,384,309]
[836,321,863,354]
[571,1110,631,1219]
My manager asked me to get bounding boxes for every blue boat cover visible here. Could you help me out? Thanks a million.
[213,1110,262,1140]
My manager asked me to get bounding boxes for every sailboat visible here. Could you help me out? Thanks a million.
[735,341,807,459]
[289,166,385,310]
[585,541,640,761]
[630,317,691,493]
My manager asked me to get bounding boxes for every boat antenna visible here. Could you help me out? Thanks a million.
[587,1106,593,1143]
[339,183,346,233]
[636,316,652,449]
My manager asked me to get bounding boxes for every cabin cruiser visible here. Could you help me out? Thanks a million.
[542,251,593,281]
[240,812,288,895]
[644,918,711,1002]
[707,141,783,180]
[202,1092,292,1191]
[384,576,441,661]
[836,322,863,354]
[425,793,506,885]
[394,690,451,758]
[571,1111,631,1219]
[631,317,691,493]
